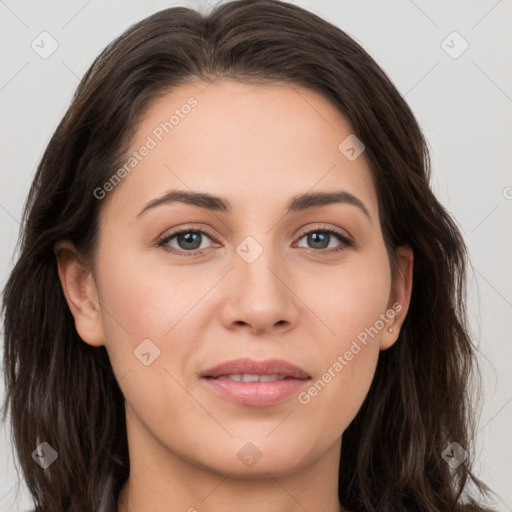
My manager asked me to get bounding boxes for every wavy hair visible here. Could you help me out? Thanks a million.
[2,1,497,511]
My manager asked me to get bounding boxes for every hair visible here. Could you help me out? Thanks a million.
[1,1,499,511]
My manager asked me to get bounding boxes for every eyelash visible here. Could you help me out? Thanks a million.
[157,225,353,257]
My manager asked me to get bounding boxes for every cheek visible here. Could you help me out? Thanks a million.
[95,246,230,413]
[315,248,392,343]
[96,246,210,341]
[299,302,382,437]
[299,250,390,424]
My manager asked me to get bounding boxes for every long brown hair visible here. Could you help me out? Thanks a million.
[2,1,497,511]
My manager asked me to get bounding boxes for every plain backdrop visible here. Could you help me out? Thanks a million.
[1,1,511,511]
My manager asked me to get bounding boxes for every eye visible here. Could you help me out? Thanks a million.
[157,226,218,257]
[295,226,353,253]
[157,224,353,257]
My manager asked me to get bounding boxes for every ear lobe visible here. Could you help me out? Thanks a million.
[380,245,413,351]
[54,240,105,347]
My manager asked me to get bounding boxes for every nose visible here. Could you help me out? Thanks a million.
[219,243,300,336]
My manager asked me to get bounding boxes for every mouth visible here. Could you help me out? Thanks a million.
[200,357,311,379]
[200,358,311,406]
[211,374,294,382]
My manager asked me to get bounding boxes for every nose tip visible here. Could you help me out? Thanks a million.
[220,254,299,336]
[233,318,289,332]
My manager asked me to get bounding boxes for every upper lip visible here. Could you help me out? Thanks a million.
[200,358,311,379]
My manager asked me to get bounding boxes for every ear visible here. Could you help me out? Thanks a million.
[380,245,413,350]
[54,240,105,347]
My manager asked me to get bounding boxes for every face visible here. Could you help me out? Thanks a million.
[58,79,412,480]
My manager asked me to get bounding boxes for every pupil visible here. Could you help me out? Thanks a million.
[309,232,329,249]
[179,232,201,250]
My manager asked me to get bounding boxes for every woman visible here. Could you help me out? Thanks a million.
[1,1,498,511]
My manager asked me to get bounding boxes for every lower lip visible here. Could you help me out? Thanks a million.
[201,377,310,406]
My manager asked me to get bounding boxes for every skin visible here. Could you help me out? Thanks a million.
[55,79,413,512]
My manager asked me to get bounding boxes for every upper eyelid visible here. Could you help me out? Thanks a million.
[297,224,352,241]
[159,225,218,243]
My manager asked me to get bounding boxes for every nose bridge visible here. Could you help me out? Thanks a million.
[234,233,286,298]
[220,231,297,333]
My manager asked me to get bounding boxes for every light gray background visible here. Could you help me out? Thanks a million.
[1,1,511,511]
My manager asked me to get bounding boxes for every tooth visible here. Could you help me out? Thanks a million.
[217,374,243,381]
[216,374,287,382]
[242,374,260,382]
[258,374,286,382]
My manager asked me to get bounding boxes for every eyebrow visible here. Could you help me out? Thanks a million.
[136,189,371,222]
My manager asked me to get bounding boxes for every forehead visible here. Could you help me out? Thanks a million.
[103,79,378,222]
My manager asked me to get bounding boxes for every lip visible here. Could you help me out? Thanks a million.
[200,357,311,379]
[200,358,311,407]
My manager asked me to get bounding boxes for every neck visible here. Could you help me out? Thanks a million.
[116,402,348,512]
[117,438,345,512]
